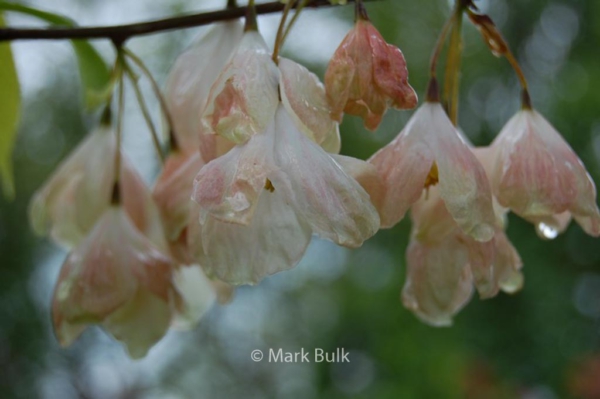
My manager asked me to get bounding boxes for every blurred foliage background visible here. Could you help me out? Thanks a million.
[1,0,600,398]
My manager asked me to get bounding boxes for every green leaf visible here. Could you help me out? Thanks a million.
[0,1,73,25]
[0,12,20,199]
[71,40,112,109]
[0,2,111,109]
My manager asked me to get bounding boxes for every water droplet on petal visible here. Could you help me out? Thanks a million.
[537,222,559,240]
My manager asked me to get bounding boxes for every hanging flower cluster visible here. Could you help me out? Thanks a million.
[24,0,600,356]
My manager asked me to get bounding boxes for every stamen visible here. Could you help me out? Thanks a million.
[423,163,439,188]
[264,178,275,192]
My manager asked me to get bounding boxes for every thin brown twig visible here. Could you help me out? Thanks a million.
[0,0,371,43]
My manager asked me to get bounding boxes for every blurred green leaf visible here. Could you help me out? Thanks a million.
[0,13,20,199]
[0,1,111,109]
[0,1,73,25]
[71,40,112,109]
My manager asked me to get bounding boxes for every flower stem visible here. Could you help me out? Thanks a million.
[245,0,258,32]
[442,0,465,126]
[123,48,179,152]
[123,62,165,164]
[355,0,369,21]
[272,0,296,63]
[280,0,309,45]
[112,50,125,205]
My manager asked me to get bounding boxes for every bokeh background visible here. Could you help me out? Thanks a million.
[2,0,600,398]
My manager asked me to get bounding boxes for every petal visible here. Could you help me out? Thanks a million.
[493,231,524,294]
[410,187,460,244]
[271,106,380,247]
[153,152,205,240]
[192,123,276,225]
[330,154,385,216]
[279,57,341,153]
[462,233,498,299]
[56,207,176,323]
[202,31,279,144]
[103,288,172,359]
[198,190,312,285]
[368,110,435,228]
[368,21,417,110]
[121,158,169,252]
[170,265,216,330]
[165,20,244,153]
[324,32,355,123]
[402,238,474,327]
[29,126,115,247]
[425,103,496,242]
[324,20,416,131]
[492,111,575,217]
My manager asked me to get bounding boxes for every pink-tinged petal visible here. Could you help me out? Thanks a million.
[324,19,416,131]
[170,265,216,330]
[492,112,574,216]
[402,239,474,327]
[492,110,600,237]
[202,31,279,144]
[493,231,524,294]
[52,261,87,347]
[121,159,170,252]
[410,187,458,244]
[102,287,172,359]
[279,57,341,153]
[153,151,205,240]
[165,20,243,153]
[422,104,496,242]
[29,126,115,247]
[211,279,235,305]
[197,190,312,285]
[198,122,237,164]
[55,207,175,323]
[192,123,276,225]
[330,154,385,215]
[271,106,380,248]
[368,23,417,111]
[461,233,497,299]
[369,133,434,228]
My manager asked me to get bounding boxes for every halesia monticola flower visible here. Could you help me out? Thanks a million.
[192,105,380,285]
[164,20,243,156]
[52,206,182,358]
[29,125,166,249]
[489,108,600,238]
[324,16,417,131]
[402,185,523,327]
[368,102,497,242]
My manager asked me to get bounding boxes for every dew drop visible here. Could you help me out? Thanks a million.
[537,222,559,240]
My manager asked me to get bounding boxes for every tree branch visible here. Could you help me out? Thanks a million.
[0,0,365,43]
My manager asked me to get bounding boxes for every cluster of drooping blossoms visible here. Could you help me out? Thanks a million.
[189,24,382,284]
[30,119,223,357]
[29,0,600,356]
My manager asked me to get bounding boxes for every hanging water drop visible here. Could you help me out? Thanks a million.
[537,222,559,240]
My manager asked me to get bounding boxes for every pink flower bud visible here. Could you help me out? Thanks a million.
[325,19,417,131]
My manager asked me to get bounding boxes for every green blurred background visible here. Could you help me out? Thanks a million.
[1,0,600,398]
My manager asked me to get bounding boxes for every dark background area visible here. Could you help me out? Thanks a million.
[1,0,600,398]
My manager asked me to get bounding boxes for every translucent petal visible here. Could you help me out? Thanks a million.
[192,122,276,225]
[279,57,341,153]
[271,106,379,247]
[198,190,312,285]
[165,20,244,153]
